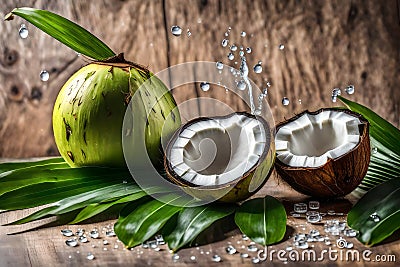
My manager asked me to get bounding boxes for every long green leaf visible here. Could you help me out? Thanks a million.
[347,179,400,246]
[114,196,183,248]
[234,196,286,246]
[0,157,66,173]
[5,7,115,60]
[163,204,236,251]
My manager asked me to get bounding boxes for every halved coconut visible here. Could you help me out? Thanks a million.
[275,108,370,198]
[164,112,275,203]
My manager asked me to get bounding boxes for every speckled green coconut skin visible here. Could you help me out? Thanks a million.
[53,61,180,167]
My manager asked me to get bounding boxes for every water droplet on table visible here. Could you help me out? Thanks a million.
[242,234,249,241]
[345,85,355,95]
[66,238,78,247]
[246,47,252,54]
[241,31,246,37]
[230,44,238,51]
[103,240,109,245]
[293,203,307,213]
[282,97,290,106]
[106,230,116,237]
[190,255,196,261]
[306,211,321,224]
[186,29,192,37]
[171,25,182,36]
[309,230,320,237]
[344,229,358,237]
[309,201,320,210]
[222,39,229,47]
[40,70,50,82]
[237,80,246,91]
[155,235,165,245]
[19,24,29,39]
[172,254,180,261]
[200,82,210,92]
[79,236,88,243]
[225,245,236,254]
[247,244,258,252]
[61,229,73,237]
[251,257,260,264]
[279,44,285,50]
[227,52,234,60]
[240,253,249,258]
[216,61,224,70]
[87,252,95,260]
[212,255,222,262]
[253,63,262,74]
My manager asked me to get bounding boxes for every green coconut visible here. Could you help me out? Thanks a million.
[53,54,180,167]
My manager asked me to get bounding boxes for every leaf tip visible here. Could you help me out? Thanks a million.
[4,12,14,21]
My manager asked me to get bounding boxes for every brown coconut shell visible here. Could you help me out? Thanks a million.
[274,108,370,198]
[163,112,275,203]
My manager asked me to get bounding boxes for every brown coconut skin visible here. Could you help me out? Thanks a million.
[164,112,275,203]
[275,108,370,198]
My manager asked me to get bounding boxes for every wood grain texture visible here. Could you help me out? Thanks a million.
[0,0,399,158]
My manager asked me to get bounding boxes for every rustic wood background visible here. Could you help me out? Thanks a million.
[0,0,399,158]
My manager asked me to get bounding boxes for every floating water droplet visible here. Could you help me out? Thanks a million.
[236,80,246,91]
[227,52,234,60]
[66,238,78,247]
[230,44,238,51]
[225,245,236,254]
[247,244,258,252]
[190,255,196,261]
[200,82,210,92]
[251,257,260,264]
[106,230,116,237]
[212,255,222,262]
[279,44,285,50]
[372,147,378,154]
[282,97,290,106]
[241,31,246,37]
[61,229,73,237]
[87,252,95,260]
[345,85,355,95]
[309,201,320,210]
[79,236,88,243]
[253,63,262,74]
[172,254,180,261]
[19,24,29,39]
[40,70,50,82]
[216,61,224,70]
[222,39,229,47]
[171,25,182,36]
[246,47,252,54]
[294,203,307,213]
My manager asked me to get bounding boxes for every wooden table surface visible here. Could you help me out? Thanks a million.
[0,170,398,267]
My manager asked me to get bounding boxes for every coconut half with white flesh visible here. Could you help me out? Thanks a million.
[275,108,370,198]
[164,112,275,203]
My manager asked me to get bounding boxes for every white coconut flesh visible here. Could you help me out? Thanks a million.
[275,110,362,168]
[167,114,268,186]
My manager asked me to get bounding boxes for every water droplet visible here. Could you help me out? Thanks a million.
[332,88,341,96]
[345,85,355,95]
[155,235,165,245]
[122,180,128,184]
[216,61,224,70]
[309,230,320,237]
[236,80,246,91]
[370,212,380,222]
[279,44,285,50]
[227,52,234,60]
[222,39,229,47]
[190,255,196,261]
[79,236,88,243]
[212,255,222,262]
[282,97,290,106]
[66,238,78,247]
[251,257,260,264]
[344,229,358,237]
[331,95,337,102]
[242,234,249,241]
[253,63,262,74]
[40,70,50,82]
[240,253,249,258]
[87,252,95,260]
[372,147,378,154]
[306,211,321,224]
[19,24,28,39]
[171,25,182,36]
[309,201,320,210]
[346,241,354,249]
[327,210,336,215]
[239,50,244,57]
[197,18,202,24]
[103,240,109,245]
[225,245,236,254]
[114,244,119,249]
[76,229,85,237]
[230,44,238,51]
[106,230,116,237]
[141,243,149,249]
[200,82,210,92]
[246,47,252,54]
[247,244,258,252]
[293,203,307,213]
[172,254,180,261]
[186,29,192,37]
[296,240,309,249]
[61,229,73,237]
[241,31,247,37]
[262,88,268,96]
[286,246,293,251]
